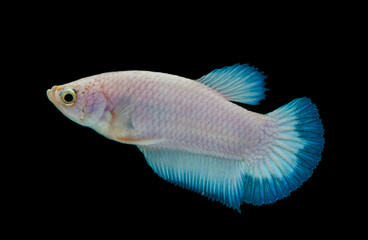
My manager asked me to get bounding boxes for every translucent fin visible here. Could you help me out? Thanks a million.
[243,98,324,205]
[138,147,246,211]
[197,64,267,105]
[108,99,165,145]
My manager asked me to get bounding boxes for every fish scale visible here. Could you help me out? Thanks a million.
[47,64,324,211]
[120,72,244,155]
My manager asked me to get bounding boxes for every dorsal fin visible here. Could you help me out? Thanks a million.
[197,64,267,105]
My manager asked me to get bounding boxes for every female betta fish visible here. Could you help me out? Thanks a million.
[47,64,324,212]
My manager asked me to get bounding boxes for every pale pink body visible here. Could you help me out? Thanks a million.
[53,71,274,163]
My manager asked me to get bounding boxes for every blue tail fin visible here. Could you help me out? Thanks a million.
[242,98,324,205]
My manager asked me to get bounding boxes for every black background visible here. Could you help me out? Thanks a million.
[11,4,352,235]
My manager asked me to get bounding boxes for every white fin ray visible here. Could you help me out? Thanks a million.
[138,147,246,211]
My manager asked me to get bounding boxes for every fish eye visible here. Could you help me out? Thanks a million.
[60,87,77,106]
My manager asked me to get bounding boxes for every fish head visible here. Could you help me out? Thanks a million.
[47,78,107,127]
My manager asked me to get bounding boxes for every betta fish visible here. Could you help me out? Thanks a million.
[47,64,324,212]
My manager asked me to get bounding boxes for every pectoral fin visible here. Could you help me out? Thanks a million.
[109,98,165,146]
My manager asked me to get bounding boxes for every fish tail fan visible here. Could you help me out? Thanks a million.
[242,97,324,205]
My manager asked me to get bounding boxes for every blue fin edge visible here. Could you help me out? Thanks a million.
[243,98,325,205]
[197,64,267,105]
[138,147,246,211]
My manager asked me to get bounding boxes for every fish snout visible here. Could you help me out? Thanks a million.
[47,86,57,103]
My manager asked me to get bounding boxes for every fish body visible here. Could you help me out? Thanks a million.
[47,64,324,211]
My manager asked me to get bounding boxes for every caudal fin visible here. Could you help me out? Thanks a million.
[242,97,325,205]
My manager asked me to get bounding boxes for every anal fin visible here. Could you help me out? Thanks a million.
[138,147,246,211]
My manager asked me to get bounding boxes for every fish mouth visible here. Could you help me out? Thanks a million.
[47,86,57,104]
[47,85,67,115]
